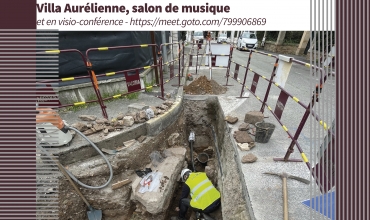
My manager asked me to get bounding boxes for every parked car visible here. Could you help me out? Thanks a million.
[193,31,204,43]
[237,32,258,51]
[217,33,227,43]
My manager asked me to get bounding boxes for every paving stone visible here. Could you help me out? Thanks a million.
[95,118,108,124]
[150,106,158,115]
[233,130,254,143]
[93,124,104,132]
[123,116,134,127]
[244,111,264,125]
[225,115,238,124]
[238,123,250,131]
[78,115,97,121]
[241,153,257,163]
[116,113,124,120]
[237,143,250,151]
[71,122,88,132]
[82,129,95,136]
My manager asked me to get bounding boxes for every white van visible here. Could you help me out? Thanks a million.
[237,31,258,50]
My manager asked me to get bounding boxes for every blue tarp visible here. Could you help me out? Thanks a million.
[302,191,335,220]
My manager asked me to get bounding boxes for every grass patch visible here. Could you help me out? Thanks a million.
[124,92,140,100]
[60,89,140,113]
[144,78,155,92]
[62,93,97,112]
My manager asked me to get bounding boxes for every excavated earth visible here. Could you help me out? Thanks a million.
[184,76,227,95]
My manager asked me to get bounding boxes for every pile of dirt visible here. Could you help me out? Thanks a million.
[184,76,227,95]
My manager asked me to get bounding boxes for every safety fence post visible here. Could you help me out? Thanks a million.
[160,42,182,88]
[236,50,253,98]
[208,40,213,80]
[159,55,165,100]
[195,44,199,75]
[259,54,280,113]
[181,41,185,77]
[273,60,331,163]
[223,45,234,86]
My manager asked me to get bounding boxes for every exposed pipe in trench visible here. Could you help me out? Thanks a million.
[188,131,196,172]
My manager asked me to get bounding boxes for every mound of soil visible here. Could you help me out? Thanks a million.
[184,76,227,95]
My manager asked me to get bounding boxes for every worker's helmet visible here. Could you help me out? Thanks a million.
[181,169,192,182]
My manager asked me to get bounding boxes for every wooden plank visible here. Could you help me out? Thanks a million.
[111,179,132,190]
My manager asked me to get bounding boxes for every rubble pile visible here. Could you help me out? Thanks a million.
[184,75,227,95]
[71,100,174,137]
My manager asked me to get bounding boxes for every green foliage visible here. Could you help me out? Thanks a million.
[256,31,265,41]
[266,31,279,41]
[124,92,140,100]
[283,31,304,44]
[144,83,153,92]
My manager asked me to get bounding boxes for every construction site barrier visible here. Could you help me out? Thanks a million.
[226,49,334,192]
[40,49,108,118]
[159,42,183,89]
[85,44,163,111]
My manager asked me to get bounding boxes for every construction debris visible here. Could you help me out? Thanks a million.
[111,179,132,190]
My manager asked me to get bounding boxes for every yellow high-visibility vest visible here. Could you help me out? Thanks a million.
[185,172,221,210]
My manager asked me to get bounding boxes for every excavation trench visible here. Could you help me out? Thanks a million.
[57,96,251,220]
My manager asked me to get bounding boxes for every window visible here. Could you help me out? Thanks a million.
[242,32,257,39]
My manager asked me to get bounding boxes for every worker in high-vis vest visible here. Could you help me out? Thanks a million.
[171,169,221,220]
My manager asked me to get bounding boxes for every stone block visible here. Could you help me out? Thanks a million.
[233,131,254,143]
[241,153,257,163]
[149,106,158,115]
[93,124,104,132]
[225,115,238,124]
[123,116,134,127]
[95,118,108,124]
[78,115,97,121]
[238,123,249,131]
[244,111,264,125]
[131,152,186,214]
[237,143,250,151]
[71,122,88,132]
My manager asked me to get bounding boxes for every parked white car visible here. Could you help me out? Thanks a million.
[217,33,227,43]
[237,32,258,51]
[193,31,204,43]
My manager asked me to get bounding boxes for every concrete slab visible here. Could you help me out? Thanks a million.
[128,103,149,112]
[131,147,186,214]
